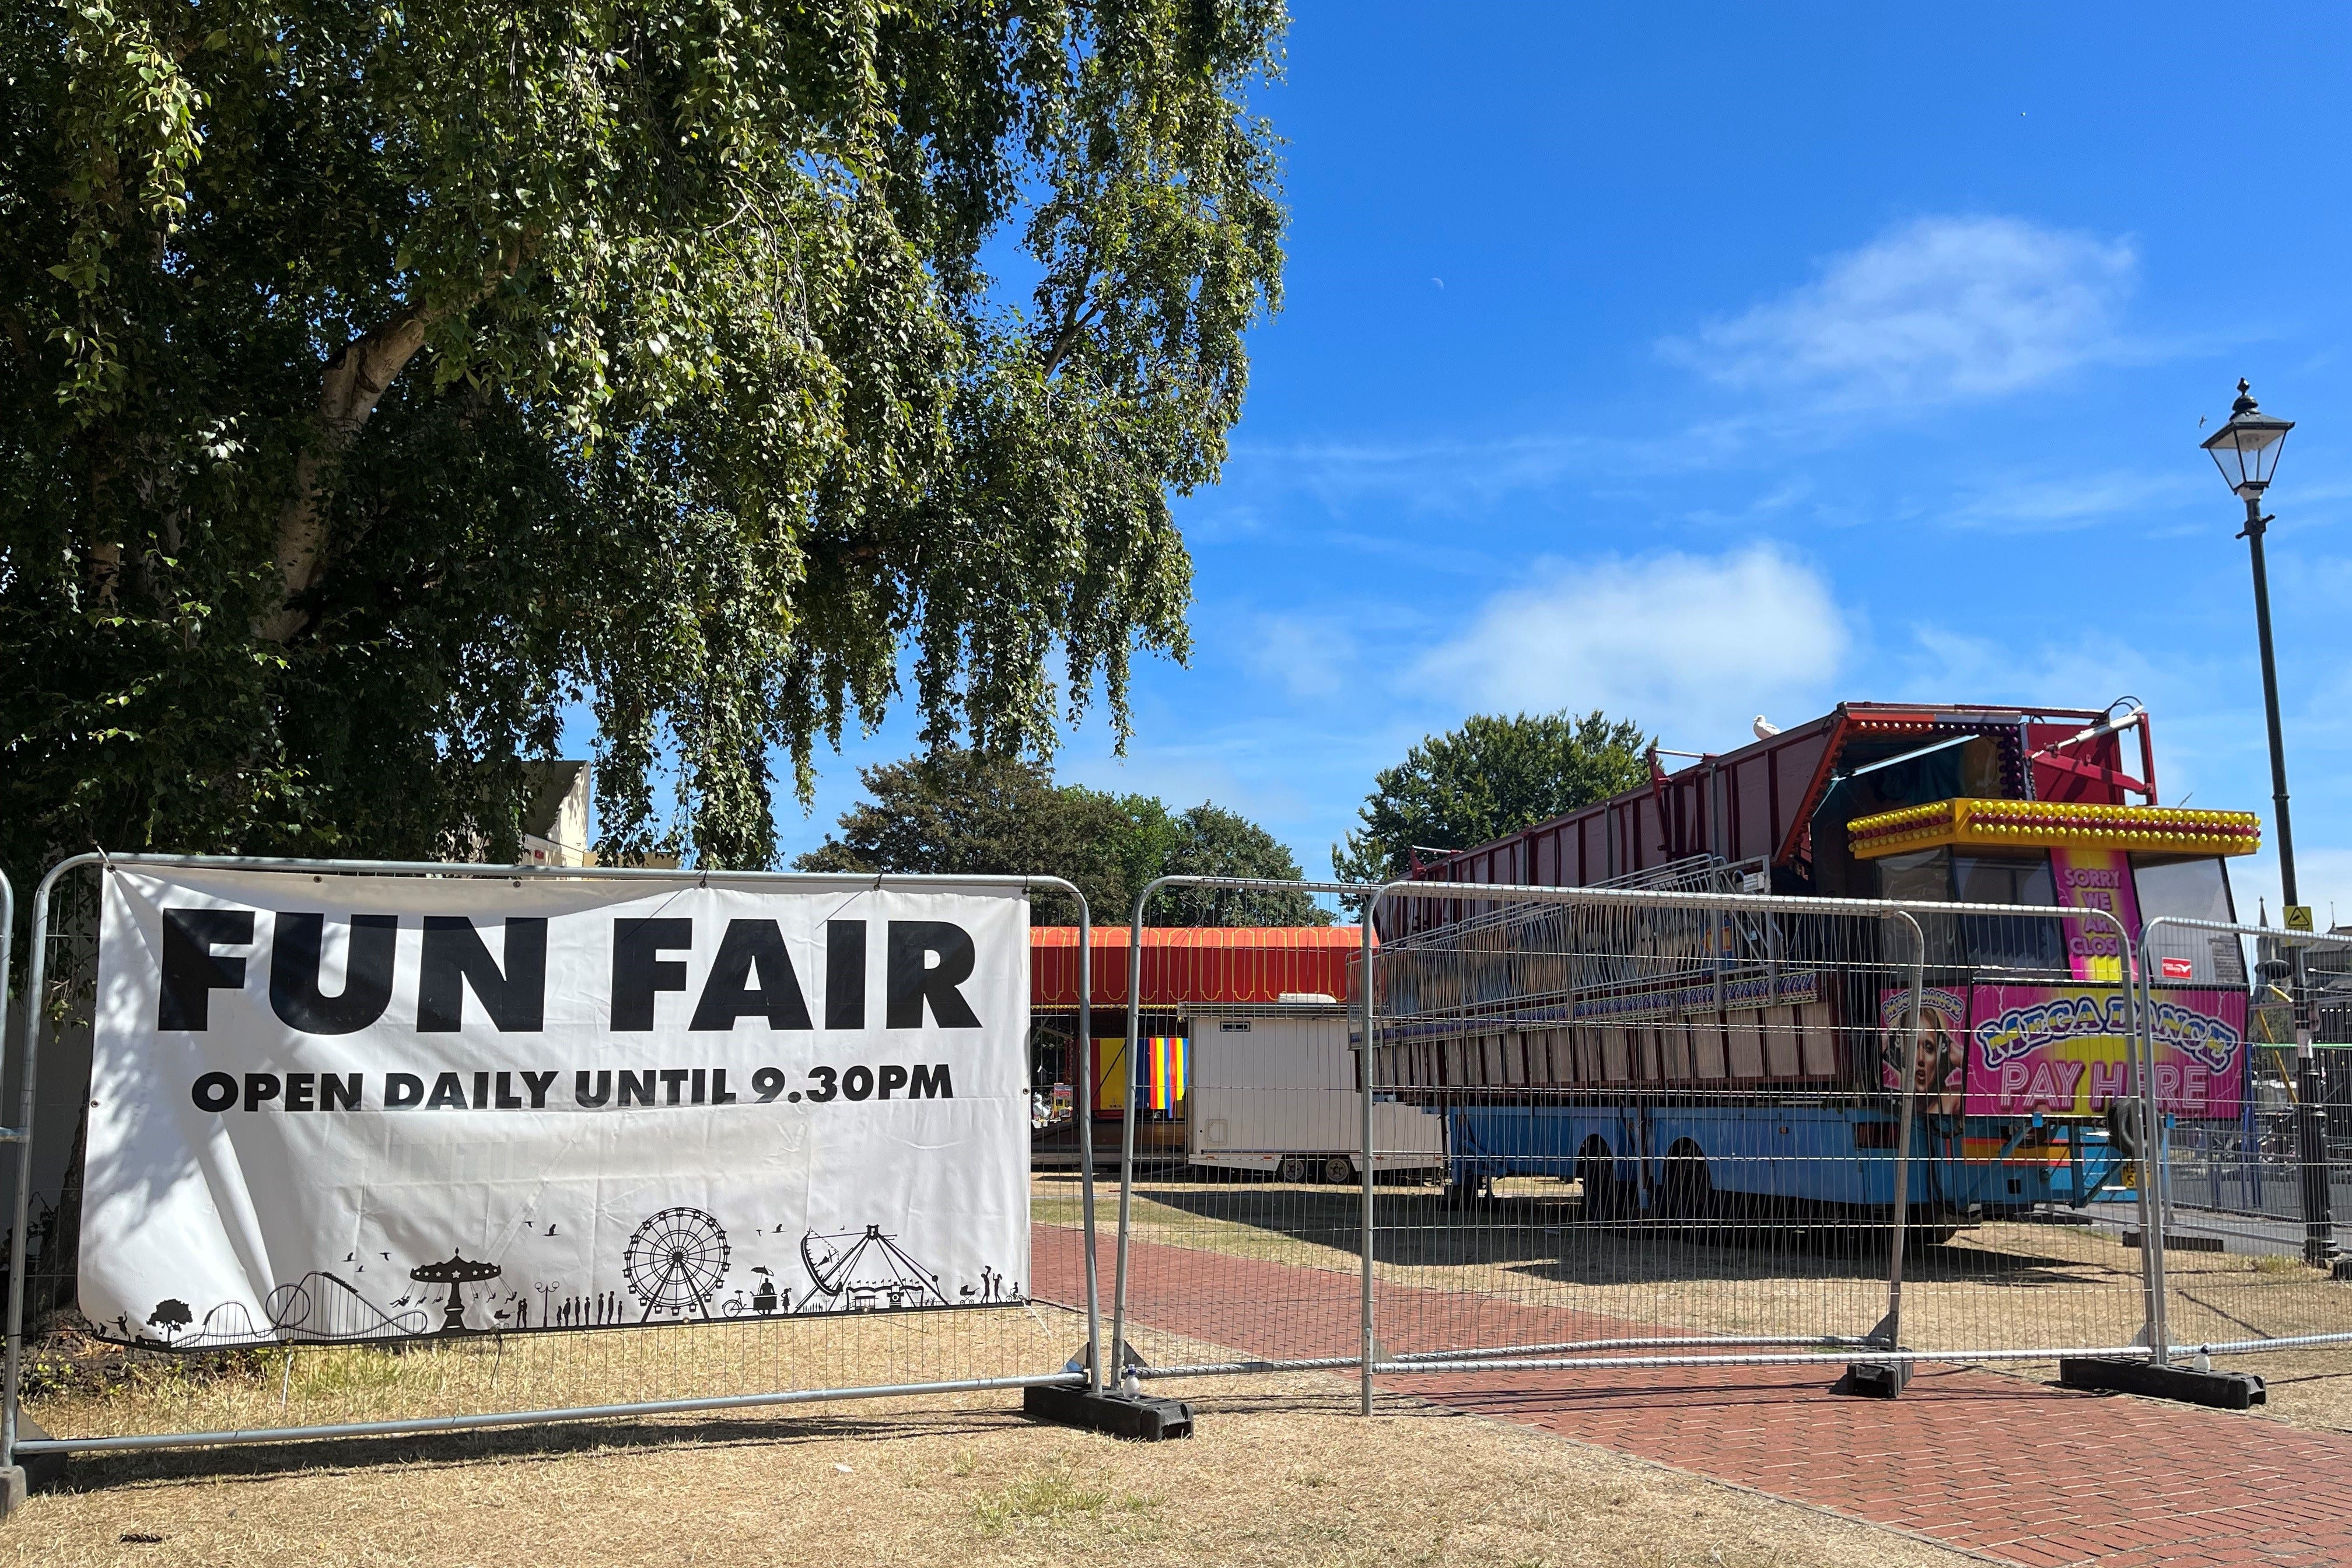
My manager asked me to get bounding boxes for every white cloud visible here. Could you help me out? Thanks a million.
[1243,612,1359,700]
[1412,545,1846,745]
[1893,625,2166,710]
[1668,215,2137,407]
[1940,469,2194,533]
[1226,433,1597,516]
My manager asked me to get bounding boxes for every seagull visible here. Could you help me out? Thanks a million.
[1752,715,1780,739]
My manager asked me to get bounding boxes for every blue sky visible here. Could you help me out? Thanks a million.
[762,6,2352,923]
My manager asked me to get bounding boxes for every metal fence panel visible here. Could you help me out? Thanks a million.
[1098,879,1380,1396]
[4,855,1100,1465]
[19,861,2352,1468]
[1360,883,2162,1385]
[2139,916,2352,1364]
[1104,876,2197,1409]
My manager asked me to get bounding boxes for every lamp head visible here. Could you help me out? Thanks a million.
[2202,377,2293,498]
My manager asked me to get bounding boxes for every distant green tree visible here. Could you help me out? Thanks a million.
[791,750,1124,925]
[796,749,1328,926]
[1333,710,1649,884]
[1119,796,1329,925]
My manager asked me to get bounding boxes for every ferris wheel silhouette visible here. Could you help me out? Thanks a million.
[622,1207,732,1321]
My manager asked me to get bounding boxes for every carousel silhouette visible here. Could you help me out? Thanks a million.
[408,1250,503,1332]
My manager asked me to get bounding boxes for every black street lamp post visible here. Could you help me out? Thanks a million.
[2202,379,2334,1266]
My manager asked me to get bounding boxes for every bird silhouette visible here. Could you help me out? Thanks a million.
[379,1252,391,1261]
[344,1251,356,1262]
[355,1265,364,1273]
[545,1223,557,1236]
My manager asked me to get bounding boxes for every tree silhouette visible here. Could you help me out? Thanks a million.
[147,1298,193,1344]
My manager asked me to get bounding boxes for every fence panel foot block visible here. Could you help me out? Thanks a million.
[2057,1357,2266,1410]
[1023,1385,1195,1440]
[1833,1361,1911,1399]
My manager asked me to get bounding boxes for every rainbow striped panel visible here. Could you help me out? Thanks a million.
[1146,1035,1188,1111]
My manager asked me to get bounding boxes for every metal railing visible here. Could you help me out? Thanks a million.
[2135,915,2352,1364]
[13,862,2352,1486]
[1098,877,2295,1405]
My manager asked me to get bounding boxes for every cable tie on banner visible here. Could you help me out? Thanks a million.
[92,839,117,874]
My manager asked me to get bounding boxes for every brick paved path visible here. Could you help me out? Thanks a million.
[1033,1226,2352,1567]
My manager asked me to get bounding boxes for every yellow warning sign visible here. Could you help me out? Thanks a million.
[2286,905,2316,933]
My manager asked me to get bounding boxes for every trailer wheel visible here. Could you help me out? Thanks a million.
[1577,1144,1624,1223]
[1441,1170,1490,1207]
[1323,1155,1356,1185]
[1277,1155,1310,1184]
[1662,1142,1716,1234]
[2106,1098,2146,1158]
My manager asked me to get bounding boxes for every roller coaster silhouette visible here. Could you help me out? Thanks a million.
[150,1272,432,1348]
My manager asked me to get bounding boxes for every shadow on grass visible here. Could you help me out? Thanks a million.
[41,1402,1041,1493]
[1127,1182,2124,1290]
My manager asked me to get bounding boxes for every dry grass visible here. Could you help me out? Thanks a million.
[2218,1349,2352,1432]
[27,1302,1083,1441]
[4,1380,1977,1568]
[10,1261,1972,1567]
[18,1172,2350,1567]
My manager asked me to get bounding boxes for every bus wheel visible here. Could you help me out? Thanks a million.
[1577,1146,1623,1223]
[1323,1155,1356,1185]
[1441,1170,1488,1208]
[1277,1155,1310,1184]
[1662,1143,1716,1233]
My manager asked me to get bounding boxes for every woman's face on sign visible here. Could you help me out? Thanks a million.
[1914,1016,1954,1093]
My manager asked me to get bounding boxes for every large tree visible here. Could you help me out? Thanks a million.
[1332,710,1648,884]
[796,747,1328,925]
[1,0,1286,885]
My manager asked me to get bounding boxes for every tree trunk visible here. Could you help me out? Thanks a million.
[258,312,430,643]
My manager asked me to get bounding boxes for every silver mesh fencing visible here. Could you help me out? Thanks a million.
[2135,915,2352,1367]
[1362,881,2172,1395]
[1103,876,2263,1406]
[18,860,2349,1466]
[2,855,1104,1466]
[1101,877,1380,1398]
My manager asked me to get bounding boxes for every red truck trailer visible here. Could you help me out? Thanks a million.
[1376,702,2260,1220]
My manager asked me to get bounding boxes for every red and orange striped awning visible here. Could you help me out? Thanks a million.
[1030,925,1364,1009]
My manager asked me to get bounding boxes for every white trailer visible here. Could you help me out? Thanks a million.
[1185,1007,1447,1182]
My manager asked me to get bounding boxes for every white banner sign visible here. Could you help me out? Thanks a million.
[81,869,1031,1348]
